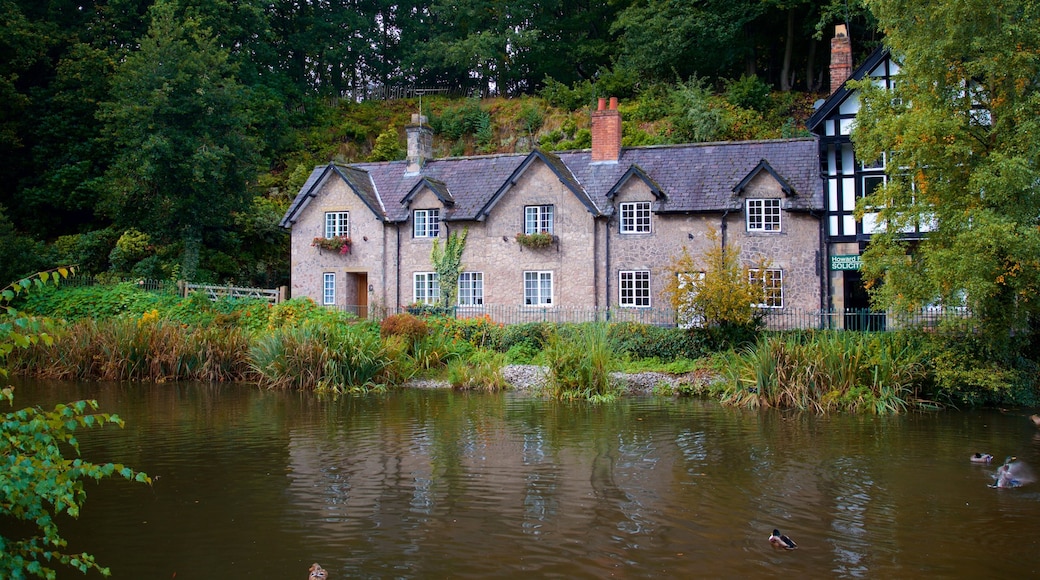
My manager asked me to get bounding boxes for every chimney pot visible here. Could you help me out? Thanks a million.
[598,97,606,111]
[609,96,618,110]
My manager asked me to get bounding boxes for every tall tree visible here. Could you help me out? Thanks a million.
[98,0,258,280]
[854,0,1040,347]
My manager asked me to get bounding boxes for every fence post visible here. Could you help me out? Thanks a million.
[278,285,288,304]
[177,280,187,298]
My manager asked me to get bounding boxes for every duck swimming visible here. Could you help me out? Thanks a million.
[971,453,993,463]
[309,563,328,580]
[768,529,797,550]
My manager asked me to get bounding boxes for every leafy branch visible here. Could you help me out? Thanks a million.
[1,266,152,579]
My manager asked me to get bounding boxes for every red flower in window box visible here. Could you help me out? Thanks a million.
[312,235,352,255]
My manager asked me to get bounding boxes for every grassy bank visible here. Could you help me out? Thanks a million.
[10,282,1040,409]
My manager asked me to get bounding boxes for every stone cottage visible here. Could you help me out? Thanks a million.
[280,98,825,325]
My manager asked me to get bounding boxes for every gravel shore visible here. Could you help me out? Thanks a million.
[405,364,717,395]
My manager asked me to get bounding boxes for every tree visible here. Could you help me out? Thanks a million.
[661,229,767,330]
[98,0,258,281]
[853,0,1040,349]
[1,268,150,579]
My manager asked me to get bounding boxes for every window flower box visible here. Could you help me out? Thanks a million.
[312,235,352,255]
[515,231,556,249]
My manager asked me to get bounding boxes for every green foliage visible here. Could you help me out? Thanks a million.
[539,76,595,112]
[251,321,397,392]
[919,327,1039,406]
[2,268,150,579]
[607,322,706,360]
[543,323,620,402]
[719,331,927,413]
[431,99,491,141]
[0,206,56,288]
[669,77,726,142]
[854,0,1040,352]
[725,75,773,112]
[518,102,544,134]
[501,322,555,353]
[108,228,152,273]
[430,228,468,308]
[428,314,505,351]
[368,125,403,162]
[447,349,508,391]
[98,0,258,281]
[661,229,767,335]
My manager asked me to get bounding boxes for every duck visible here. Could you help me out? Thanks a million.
[309,563,328,580]
[971,452,994,463]
[768,529,797,550]
[1031,414,1040,427]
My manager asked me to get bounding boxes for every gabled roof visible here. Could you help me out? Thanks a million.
[733,159,795,197]
[278,163,387,228]
[402,176,455,207]
[477,149,601,220]
[279,137,823,228]
[606,165,666,201]
[807,45,891,132]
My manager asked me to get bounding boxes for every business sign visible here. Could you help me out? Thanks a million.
[830,254,862,271]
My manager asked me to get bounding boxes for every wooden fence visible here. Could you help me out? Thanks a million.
[179,282,287,305]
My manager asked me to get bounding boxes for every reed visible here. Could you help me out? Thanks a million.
[721,331,925,413]
[13,317,256,382]
[447,350,508,391]
[250,322,399,392]
[543,323,620,402]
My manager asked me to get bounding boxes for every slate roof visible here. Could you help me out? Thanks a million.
[280,137,822,228]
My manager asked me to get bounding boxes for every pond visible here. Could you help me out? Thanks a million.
[9,378,1040,578]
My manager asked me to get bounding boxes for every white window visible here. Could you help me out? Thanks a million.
[619,270,651,307]
[323,272,336,305]
[524,205,554,234]
[523,271,553,306]
[413,272,440,305]
[458,272,484,306]
[414,209,440,238]
[619,202,652,233]
[324,211,349,238]
[749,268,783,308]
[746,199,781,232]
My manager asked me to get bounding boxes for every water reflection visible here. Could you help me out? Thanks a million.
[9,379,1040,578]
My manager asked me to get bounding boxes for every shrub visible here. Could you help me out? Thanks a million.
[380,313,428,342]
[501,322,555,352]
[607,322,705,360]
[724,75,772,112]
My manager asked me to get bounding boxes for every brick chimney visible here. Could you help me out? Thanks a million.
[406,113,432,174]
[830,24,853,94]
[591,96,621,163]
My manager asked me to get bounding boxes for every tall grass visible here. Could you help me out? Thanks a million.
[543,323,621,402]
[720,331,926,413]
[251,322,402,393]
[13,317,254,382]
[447,350,508,391]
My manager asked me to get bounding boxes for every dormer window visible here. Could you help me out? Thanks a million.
[524,205,554,234]
[746,199,781,232]
[619,202,651,233]
[413,209,440,238]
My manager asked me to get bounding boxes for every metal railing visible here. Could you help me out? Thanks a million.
[337,304,974,332]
